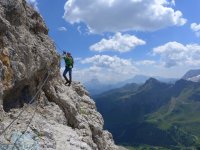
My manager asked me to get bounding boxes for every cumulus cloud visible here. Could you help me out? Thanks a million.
[153,41,200,67]
[81,55,137,73]
[63,0,186,33]
[26,0,39,11]
[170,0,175,6]
[135,60,156,66]
[73,55,138,83]
[191,23,200,37]
[58,27,67,32]
[90,32,146,53]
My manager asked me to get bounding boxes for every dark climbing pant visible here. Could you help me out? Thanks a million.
[63,66,72,84]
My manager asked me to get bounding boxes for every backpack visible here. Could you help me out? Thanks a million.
[64,56,74,68]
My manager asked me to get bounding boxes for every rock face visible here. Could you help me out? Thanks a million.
[0,0,124,149]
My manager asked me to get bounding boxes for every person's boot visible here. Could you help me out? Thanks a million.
[68,81,71,86]
[65,79,69,85]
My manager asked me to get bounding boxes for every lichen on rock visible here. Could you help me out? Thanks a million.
[0,48,13,88]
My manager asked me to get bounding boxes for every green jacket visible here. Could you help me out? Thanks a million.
[63,56,74,68]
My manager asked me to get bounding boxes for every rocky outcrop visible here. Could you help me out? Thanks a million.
[0,0,126,149]
[0,83,119,150]
[0,0,59,111]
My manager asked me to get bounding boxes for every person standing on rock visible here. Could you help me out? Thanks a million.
[62,51,74,86]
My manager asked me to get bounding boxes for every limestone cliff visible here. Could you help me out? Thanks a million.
[0,0,126,149]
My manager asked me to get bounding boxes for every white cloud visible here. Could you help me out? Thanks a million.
[90,32,146,53]
[63,0,186,33]
[76,25,89,34]
[81,55,137,73]
[135,60,156,66]
[77,26,82,34]
[26,0,39,11]
[153,41,200,67]
[169,0,175,6]
[191,23,200,37]
[65,53,200,84]
[58,27,67,32]
[73,55,138,83]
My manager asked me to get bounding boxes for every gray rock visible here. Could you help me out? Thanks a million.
[0,0,127,150]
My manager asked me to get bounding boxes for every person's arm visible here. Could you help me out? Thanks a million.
[61,51,66,59]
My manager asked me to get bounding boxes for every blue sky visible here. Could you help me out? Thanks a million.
[27,0,200,84]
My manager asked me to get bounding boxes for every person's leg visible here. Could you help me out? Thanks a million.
[68,68,72,86]
[63,67,69,83]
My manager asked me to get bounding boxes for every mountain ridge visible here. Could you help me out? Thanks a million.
[182,69,200,82]
[86,75,177,96]
[94,77,200,149]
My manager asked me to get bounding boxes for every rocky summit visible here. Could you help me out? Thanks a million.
[0,0,125,149]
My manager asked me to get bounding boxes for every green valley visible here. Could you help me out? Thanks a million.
[94,78,200,149]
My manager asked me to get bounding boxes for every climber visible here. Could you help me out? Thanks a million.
[62,51,74,86]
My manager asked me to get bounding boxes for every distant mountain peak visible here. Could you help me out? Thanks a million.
[139,78,164,90]
[139,77,172,91]
[182,69,200,82]
[145,77,160,84]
